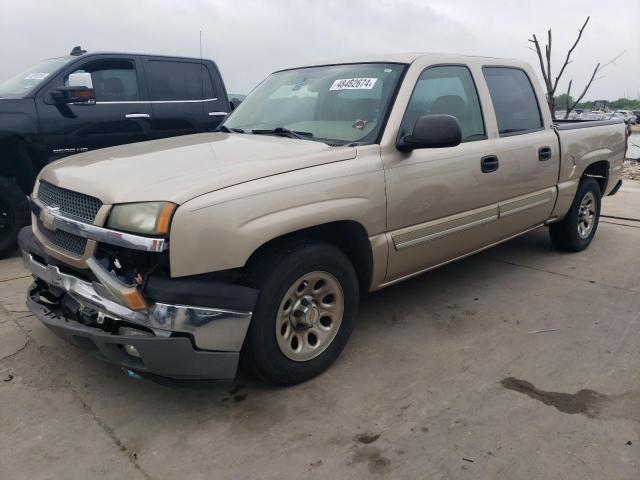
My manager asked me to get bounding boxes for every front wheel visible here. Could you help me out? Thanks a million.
[549,177,602,252]
[241,240,359,385]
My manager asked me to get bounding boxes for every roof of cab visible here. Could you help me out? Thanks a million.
[284,52,526,70]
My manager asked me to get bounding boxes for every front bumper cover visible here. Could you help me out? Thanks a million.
[19,227,257,381]
[27,284,240,380]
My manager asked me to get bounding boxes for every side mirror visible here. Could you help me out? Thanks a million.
[52,72,96,105]
[397,114,462,151]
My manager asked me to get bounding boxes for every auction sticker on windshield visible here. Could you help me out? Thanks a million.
[330,78,377,90]
[25,73,50,80]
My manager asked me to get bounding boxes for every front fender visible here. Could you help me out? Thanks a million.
[169,148,386,278]
[0,99,38,139]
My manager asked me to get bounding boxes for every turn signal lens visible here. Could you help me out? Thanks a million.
[155,202,177,235]
[121,287,148,311]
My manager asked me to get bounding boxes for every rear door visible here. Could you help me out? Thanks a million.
[481,66,559,235]
[142,57,228,139]
[37,55,153,161]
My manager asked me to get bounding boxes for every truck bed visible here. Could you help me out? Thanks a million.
[554,118,625,130]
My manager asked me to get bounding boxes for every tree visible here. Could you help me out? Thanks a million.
[528,17,623,119]
[553,93,575,112]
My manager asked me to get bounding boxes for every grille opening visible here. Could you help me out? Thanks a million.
[38,181,102,224]
[37,218,87,256]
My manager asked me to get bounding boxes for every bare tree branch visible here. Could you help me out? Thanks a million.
[563,80,573,119]
[551,16,590,95]
[566,63,600,115]
[546,29,552,87]
[528,17,624,120]
[598,51,625,70]
[529,35,551,92]
[563,50,625,118]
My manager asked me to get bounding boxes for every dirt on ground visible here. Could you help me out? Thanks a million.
[623,160,640,180]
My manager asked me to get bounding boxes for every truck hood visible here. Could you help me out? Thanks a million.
[39,133,357,204]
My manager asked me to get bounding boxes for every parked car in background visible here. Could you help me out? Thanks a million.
[0,47,232,256]
[19,53,627,385]
[611,110,636,124]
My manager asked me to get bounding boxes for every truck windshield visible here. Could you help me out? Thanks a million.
[222,63,406,145]
[0,57,72,99]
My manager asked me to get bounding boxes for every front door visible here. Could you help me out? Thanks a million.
[383,65,507,282]
[37,56,153,162]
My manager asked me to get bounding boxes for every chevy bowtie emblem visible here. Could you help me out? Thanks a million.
[39,206,60,231]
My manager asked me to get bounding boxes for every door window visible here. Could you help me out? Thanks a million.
[68,59,140,102]
[482,67,543,135]
[402,65,485,141]
[146,60,214,101]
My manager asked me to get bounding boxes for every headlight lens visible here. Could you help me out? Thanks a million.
[107,202,177,235]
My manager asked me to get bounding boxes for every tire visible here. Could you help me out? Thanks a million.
[549,177,601,252]
[0,177,30,257]
[241,239,359,385]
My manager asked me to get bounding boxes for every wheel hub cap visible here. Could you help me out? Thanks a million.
[276,271,344,362]
[291,295,319,329]
[577,191,596,239]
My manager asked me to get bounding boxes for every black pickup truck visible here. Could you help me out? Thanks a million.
[0,47,235,256]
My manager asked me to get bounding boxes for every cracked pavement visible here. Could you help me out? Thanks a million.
[1,181,639,479]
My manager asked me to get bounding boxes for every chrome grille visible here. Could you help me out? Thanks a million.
[38,181,102,224]
[37,219,87,256]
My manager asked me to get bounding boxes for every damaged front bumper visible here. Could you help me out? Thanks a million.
[19,227,258,381]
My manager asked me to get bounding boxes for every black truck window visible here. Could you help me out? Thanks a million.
[68,59,139,102]
[147,61,214,101]
[482,67,543,135]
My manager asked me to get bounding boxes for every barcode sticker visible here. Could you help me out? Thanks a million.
[25,73,50,80]
[329,78,377,91]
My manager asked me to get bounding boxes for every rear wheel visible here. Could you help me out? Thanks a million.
[549,177,601,252]
[242,239,359,385]
[0,177,30,257]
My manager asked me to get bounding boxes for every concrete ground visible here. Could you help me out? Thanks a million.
[1,182,639,480]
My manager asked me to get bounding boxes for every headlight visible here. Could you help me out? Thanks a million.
[107,202,177,235]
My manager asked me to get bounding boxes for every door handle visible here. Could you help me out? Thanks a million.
[538,146,552,161]
[481,155,499,173]
[125,113,150,119]
[208,111,228,117]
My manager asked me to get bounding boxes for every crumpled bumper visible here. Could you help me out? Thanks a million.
[27,284,240,380]
[19,227,257,381]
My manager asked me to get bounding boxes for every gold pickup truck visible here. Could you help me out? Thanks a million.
[19,53,627,385]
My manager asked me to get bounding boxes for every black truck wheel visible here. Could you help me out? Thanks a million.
[0,177,30,257]
[242,239,359,385]
[549,177,601,252]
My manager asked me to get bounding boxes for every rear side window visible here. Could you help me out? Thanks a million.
[483,67,543,135]
[402,65,485,141]
[68,59,139,102]
[147,60,215,101]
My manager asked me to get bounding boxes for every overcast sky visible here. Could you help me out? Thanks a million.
[1,0,638,100]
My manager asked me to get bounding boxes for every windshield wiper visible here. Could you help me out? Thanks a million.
[252,127,314,140]
[218,125,245,133]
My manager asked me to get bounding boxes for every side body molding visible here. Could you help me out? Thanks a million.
[390,187,556,252]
